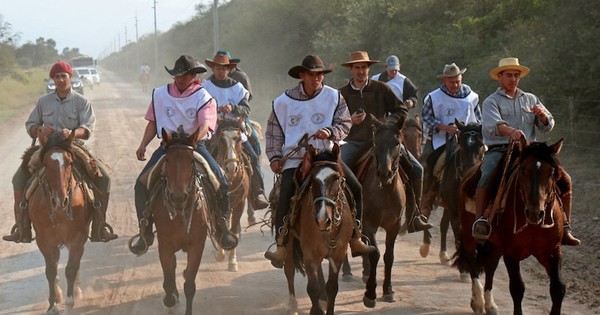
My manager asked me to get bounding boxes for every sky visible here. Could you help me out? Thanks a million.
[1,0,209,59]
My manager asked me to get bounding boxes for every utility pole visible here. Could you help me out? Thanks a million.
[153,0,159,75]
[213,0,219,53]
[135,15,140,72]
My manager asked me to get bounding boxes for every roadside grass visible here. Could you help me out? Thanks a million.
[0,68,47,123]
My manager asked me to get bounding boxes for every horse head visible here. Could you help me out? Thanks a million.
[39,131,76,212]
[162,126,200,210]
[216,118,245,178]
[516,138,563,225]
[402,116,423,160]
[373,121,402,185]
[456,119,485,172]
[305,144,345,231]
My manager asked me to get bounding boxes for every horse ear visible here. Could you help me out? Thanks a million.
[455,119,465,130]
[38,130,48,146]
[332,143,340,160]
[67,129,76,144]
[161,128,171,142]
[190,128,202,143]
[550,138,564,155]
[518,136,527,152]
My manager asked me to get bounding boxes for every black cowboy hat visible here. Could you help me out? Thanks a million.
[288,55,334,79]
[164,55,207,77]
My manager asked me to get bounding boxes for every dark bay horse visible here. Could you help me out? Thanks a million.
[283,144,354,315]
[454,138,566,315]
[213,118,250,271]
[27,132,91,314]
[421,121,484,276]
[401,116,423,160]
[343,120,407,308]
[149,128,210,315]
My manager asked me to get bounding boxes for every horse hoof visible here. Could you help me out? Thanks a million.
[382,293,395,303]
[248,215,256,225]
[439,251,451,265]
[65,296,75,309]
[163,293,179,308]
[363,295,376,308]
[341,274,354,282]
[215,250,225,262]
[470,299,484,314]
[420,243,430,258]
[43,305,61,315]
[228,262,238,272]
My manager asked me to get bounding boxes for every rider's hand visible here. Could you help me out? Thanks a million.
[136,146,147,161]
[219,104,233,114]
[351,111,366,125]
[405,100,414,109]
[39,124,55,136]
[532,104,548,123]
[440,124,459,136]
[60,128,72,139]
[270,160,283,174]
[314,128,331,140]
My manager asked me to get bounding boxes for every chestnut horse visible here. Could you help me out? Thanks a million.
[283,144,354,315]
[213,118,250,271]
[454,139,566,315]
[401,116,423,160]
[149,128,211,315]
[27,132,91,314]
[420,121,485,273]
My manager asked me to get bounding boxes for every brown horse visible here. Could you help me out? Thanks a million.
[27,132,91,314]
[401,116,423,160]
[454,138,566,315]
[213,118,250,271]
[342,120,407,308]
[149,128,211,315]
[283,144,354,315]
[420,121,485,276]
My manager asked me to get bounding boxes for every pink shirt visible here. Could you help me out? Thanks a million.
[145,80,217,133]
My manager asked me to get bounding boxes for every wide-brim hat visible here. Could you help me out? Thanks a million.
[164,55,207,76]
[205,54,238,69]
[489,57,530,80]
[340,51,379,67]
[288,55,334,79]
[436,63,467,79]
[216,50,240,64]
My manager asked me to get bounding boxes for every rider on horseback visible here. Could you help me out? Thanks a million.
[421,63,481,219]
[338,51,432,233]
[202,53,269,210]
[130,55,237,255]
[3,61,118,243]
[264,55,377,268]
[472,57,580,246]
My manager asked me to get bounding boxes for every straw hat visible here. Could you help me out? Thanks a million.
[489,57,530,80]
[436,63,467,79]
[340,51,379,67]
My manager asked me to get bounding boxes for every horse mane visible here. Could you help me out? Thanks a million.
[462,122,482,134]
[39,134,73,164]
[167,127,195,147]
[217,118,243,131]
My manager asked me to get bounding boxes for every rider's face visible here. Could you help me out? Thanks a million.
[53,73,71,93]
[212,65,230,81]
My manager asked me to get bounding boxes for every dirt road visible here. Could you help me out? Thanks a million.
[0,72,592,315]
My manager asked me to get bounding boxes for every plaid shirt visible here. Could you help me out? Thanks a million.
[422,83,481,136]
[266,83,351,162]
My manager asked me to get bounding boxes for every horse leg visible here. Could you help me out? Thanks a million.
[228,204,243,272]
[284,242,298,315]
[504,258,525,315]
[362,229,380,308]
[183,246,204,315]
[159,249,179,308]
[341,254,353,281]
[317,265,327,310]
[40,244,61,313]
[482,248,501,315]
[64,244,85,309]
[246,199,256,225]
[381,227,398,302]
[361,228,377,284]
[544,255,565,315]
[420,229,431,258]
[325,264,340,315]
[439,207,451,265]
[305,258,324,315]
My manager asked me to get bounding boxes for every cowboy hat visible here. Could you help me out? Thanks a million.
[288,55,334,79]
[340,51,379,67]
[164,55,207,76]
[216,50,241,64]
[489,57,530,79]
[436,63,467,79]
[205,53,237,69]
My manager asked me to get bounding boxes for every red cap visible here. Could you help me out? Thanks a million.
[49,61,73,78]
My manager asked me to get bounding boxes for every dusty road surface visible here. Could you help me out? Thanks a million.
[0,72,593,315]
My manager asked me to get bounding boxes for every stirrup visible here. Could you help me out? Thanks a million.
[128,234,150,256]
[472,217,491,240]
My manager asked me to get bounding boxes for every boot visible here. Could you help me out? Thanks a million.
[250,172,269,210]
[129,218,155,256]
[560,192,580,246]
[90,192,118,242]
[216,217,238,250]
[407,179,434,233]
[349,223,377,257]
[2,191,32,243]
[472,188,492,240]
[264,232,286,268]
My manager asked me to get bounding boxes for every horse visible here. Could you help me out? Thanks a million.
[283,143,354,315]
[27,132,91,314]
[340,118,407,308]
[212,118,250,271]
[420,120,485,275]
[139,72,150,92]
[148,127,212,315]
[401,116,423,160]
[454,138,566,315]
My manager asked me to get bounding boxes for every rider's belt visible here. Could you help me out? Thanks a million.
[488,144,508,151]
